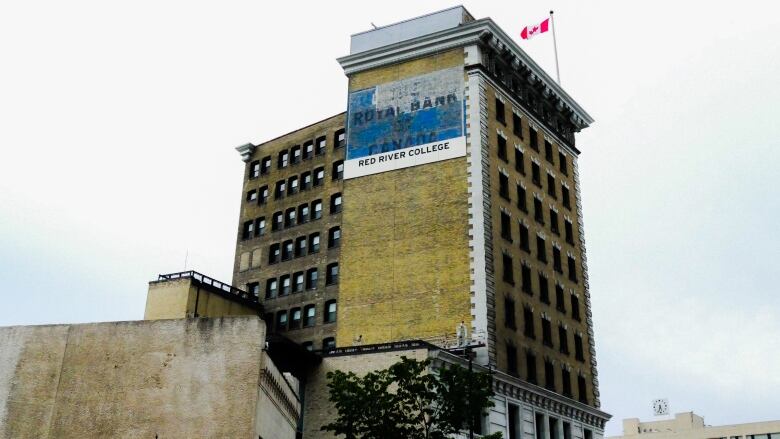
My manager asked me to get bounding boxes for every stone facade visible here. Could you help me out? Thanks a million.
[0,317,297,439]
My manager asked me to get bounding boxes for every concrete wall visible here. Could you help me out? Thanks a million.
[302,348,429,438]
[0,316,293,439]
[144,277,259,320]
[337,48,472,345]
[613,413,780,439]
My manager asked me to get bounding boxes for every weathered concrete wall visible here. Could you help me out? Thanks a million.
[0,316,290,439]
[302,348,429,438]
[144,278,259,320]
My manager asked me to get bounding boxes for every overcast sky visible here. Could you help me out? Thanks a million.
[1,0,778,433]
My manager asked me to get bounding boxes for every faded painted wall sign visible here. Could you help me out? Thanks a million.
[345,67,466,179]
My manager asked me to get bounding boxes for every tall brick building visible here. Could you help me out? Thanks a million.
[233,6,609,436]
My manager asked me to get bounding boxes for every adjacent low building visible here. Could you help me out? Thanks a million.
[610,412,780,439]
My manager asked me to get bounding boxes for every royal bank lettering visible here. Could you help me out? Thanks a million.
[344,67,467,179]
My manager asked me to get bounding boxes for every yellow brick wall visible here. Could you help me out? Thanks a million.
[337,49,472,345]
[144,279,259,320]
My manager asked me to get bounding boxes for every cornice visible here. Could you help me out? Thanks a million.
[337,18,593,129]
[235,143,256,162]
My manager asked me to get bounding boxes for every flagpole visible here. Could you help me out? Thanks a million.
[550,10,561,85]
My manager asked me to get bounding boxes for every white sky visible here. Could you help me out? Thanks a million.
[0,0,778,433]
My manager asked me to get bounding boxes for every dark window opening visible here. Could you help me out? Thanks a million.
[539,274,549,304]
[502,254,514,284]
[498,135,508,162]
[499,174,510,200]
[542,318,553,347]
[506,343,518,376]
[559,325,569,355]
[326,263,339,285]
[505,297,516,329]
[496,98,506,124]
[512,113,522,138]
[521,264,533,295]
[500,211,512,241]
[517,185,527,212]
[523,307,535,338]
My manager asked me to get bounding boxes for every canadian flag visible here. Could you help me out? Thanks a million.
[520,18,550,39]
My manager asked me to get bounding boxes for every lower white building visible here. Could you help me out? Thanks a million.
[609,412,780,439]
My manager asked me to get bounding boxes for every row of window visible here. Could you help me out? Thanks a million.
[264,300,337,333]
[501,246,578,289]
[500,207,576,256]
[241,194,343,240]
[268,227,340,264]
[499,168,572,216]
[269,160,344,202]
[504,298,585,362]
[495,97,572,175]
[301,338,336,352]
[503,277,581,320]
[504,344,588,403]
[247,129,345,179]
[248,263,340,300]
[508,408,594,439]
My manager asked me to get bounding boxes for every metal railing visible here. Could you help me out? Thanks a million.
[156,270,259,305]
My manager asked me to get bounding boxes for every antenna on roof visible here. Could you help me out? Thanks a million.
[371,22,379,29]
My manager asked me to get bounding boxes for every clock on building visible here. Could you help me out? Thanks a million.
[652,398,669,416]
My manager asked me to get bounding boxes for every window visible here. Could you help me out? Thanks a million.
[328,226,341,248]
[314,167,325,186]
[280,274,291,295]
[568,256,578,282]
[284,208,296,228]
[272,211,283,231]
[335,129,346,149]
[536,236,547,263]
[276,311,288,331]
[534,198,544,224]
[526,352,537,384]
[303,141,314,160]
[575,334,585,361]
[249,160,261,179]
[295,236,307,257]
[326,263,339,285]
[529,128,539,151]
[542,318,553,347]
[288,176,299,195]
[325,300,337,323]
[547,174,556,198]
[508,404,520,439]
[247,282,259,298]
[506,343,518,376]
[519,223,530,252]
[578,376,588,404]
[306,268,318,289]
[309,233,320,253]
[562,185,571,209]
[544,140,554,163]
[562,370,572,397]
[504,297,516,329]
[312,199,323,220]
[531,162,541,186]
[497,135,508,161]
[495,97,506,124]
[259,186,269,204]
[556,284,566,313]
[290,308,302,329]
[294,272,304,293]
[298,204,309,224]
[502,254,514,284]
[315,136,326,155]
[517,185,527,212]
[497,173,511,201]
[323,337,336,350]
[523,307,535,338]
[539,274,549,304]
[301,172,312,190]
[571,295,581,321]
[565,220,574,245]
[246,189,257,203]
[274,180,285,200]
[268,243,280,264]
[559,325,569,354]
[278,151,289,169]
[291,145,301,164]
[261,156,271,175]
[304,305,316,327]
[553,247,562,273]
[332,160,344,180]
[330,193,342,214]
[265,279,278,299]
[255,217,266,236]
[550,209,559,235]
[559,152,568,175]
[544,360,555,391]
[242,220,254,240]
[512,113,522,138]
[515,148,525,174]
[302,341,314,351]
[500,212,512,241]
[521,264,533,295]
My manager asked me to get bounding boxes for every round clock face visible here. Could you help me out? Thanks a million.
[653,399,668,415]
